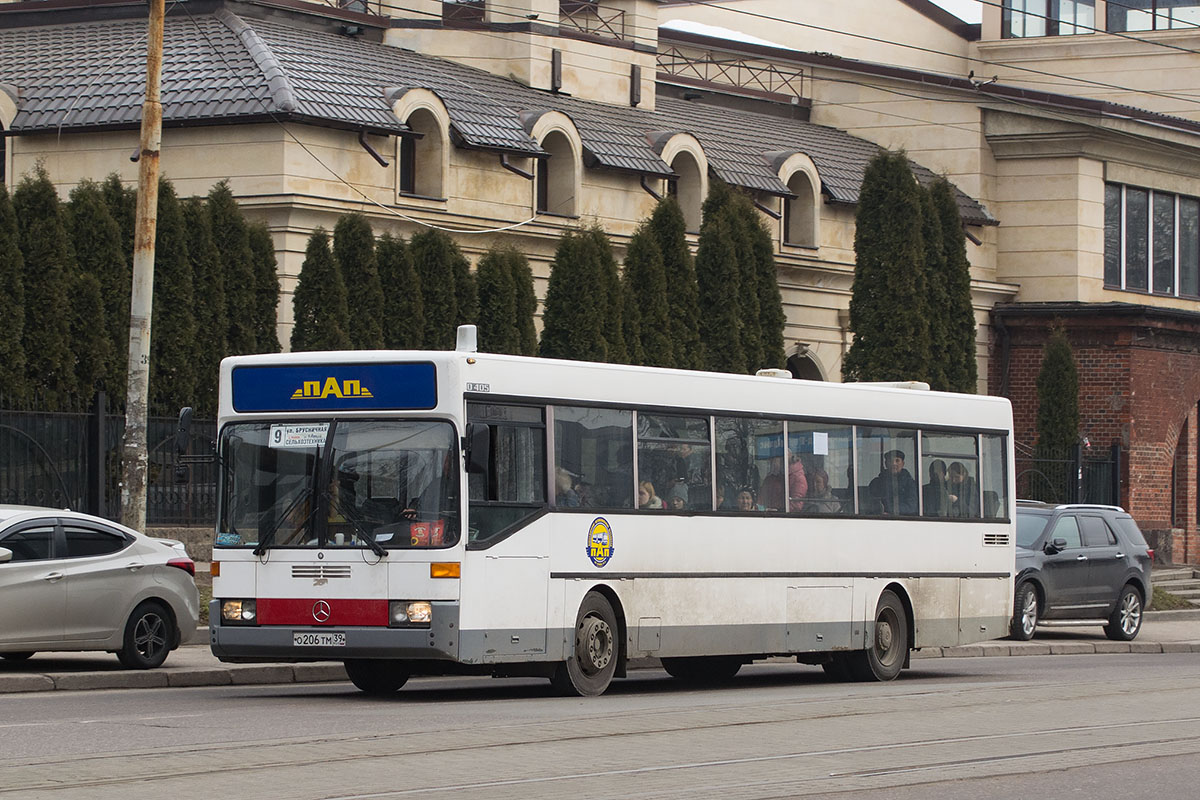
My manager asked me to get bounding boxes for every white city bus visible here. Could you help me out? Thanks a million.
[208,327,1015,696]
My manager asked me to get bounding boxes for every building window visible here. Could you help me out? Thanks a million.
[535,130,577,216]
[398,108,445,199]
[783,171,817,247]
[1002,0,1094,37]
[1104,182,1200,298]
[1108,0,1200,31]
[669,151,703,232]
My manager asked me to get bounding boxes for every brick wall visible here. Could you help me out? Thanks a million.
[991,303,1200,565]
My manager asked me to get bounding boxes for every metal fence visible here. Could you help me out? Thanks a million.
[0,396,217,527]
[1015,442,1121,506]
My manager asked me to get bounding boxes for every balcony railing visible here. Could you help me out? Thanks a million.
[657,46,807,101]
[559,1,626,41]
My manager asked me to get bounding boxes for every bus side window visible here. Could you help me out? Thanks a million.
[466,404,546,544]
[980,434,1009,519]
[554,406,634,510]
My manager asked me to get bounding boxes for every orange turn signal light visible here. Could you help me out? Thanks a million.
[430,562,460,579]
[210,561,220,577]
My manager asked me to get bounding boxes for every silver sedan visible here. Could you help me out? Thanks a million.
[0,506,199,668]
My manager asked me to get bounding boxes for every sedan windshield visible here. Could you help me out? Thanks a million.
[217,420,459,549]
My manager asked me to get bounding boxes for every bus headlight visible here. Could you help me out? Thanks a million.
[221,599,257,625]
[389,600,432,627]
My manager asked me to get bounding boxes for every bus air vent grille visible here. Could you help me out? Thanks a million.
[983,533,1010,546]
[292,565,352,579]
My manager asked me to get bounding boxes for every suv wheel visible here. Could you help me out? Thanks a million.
[1010,582,1039,641]
[1103,584,1143,641]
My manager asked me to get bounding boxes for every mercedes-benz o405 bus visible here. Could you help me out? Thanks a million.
[208,327,1015,696]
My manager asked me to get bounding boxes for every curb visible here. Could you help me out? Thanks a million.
[3,641,1198,695]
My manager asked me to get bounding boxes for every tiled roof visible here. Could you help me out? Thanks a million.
[0,8,991,224]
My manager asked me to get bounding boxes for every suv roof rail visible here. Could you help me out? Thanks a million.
[1052,503,1127,513]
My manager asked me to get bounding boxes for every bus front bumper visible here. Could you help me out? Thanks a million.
[209,601,460,663]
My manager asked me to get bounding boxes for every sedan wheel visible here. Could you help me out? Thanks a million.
[117,601,176,669]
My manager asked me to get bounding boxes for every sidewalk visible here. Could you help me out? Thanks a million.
[3,612,1198,695]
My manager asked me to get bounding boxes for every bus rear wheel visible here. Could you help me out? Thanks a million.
[848,590,907,682]
[662,655,742,684]
[551,592,619,697]
[345,659,410,695]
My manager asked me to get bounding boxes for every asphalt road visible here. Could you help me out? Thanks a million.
[2,653,1199,799]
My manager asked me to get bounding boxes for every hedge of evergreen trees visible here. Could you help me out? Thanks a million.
[843,150,977,392]
[0,165,281,414]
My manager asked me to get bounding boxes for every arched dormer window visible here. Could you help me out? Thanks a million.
[0,84,16,186]
[525,112,582,217]
[389,88,451,201]
[774,152,821,249]
[650,133,708,232]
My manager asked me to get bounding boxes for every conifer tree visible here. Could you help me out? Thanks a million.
[587,225,627,364]
[410,228,462,351]
[620,268,645,366]
[648,197,701,369]
[0,183,27,400]
[714,185,764,372]
[694,206,745,373]
[1036,326,1079,454]
[622,223,673,367]
[452,244,478,332]
[208,181,257,356]
[842,150,932,383]
[182,197,227,416]
[749,199,786,371]
[511,250,539,356]
[101,173,136,273]
[13,164,76,406]
[333,213,384,350]
[920,185,950,392]
[932,178,978,393]
[150,179,197,412]
[539,228,606,361]
[291,229,352,352]
[69,272,109,401]
[476,245,520,354]
[376,232,424,349]
[68,179,128,399]
[248,222,281,353]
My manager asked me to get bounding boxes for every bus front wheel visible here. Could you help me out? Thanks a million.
[551,592,619,697]
[345,659,410,695]
[848,590,907,682]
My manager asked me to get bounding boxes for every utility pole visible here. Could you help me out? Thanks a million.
[120,0,165,532]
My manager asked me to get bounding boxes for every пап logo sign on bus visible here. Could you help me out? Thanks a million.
[291,377,375,401]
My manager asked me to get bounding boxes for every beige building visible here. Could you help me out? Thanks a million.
[3,0,1200,559]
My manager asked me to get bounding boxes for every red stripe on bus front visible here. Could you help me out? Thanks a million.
[257,598,389,626]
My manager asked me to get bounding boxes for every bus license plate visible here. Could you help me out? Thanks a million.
[293,631,346,647]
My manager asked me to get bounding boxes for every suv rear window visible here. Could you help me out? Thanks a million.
[1114,516,1149,547]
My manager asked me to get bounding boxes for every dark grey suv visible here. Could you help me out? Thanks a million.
[1012,502,1153,641]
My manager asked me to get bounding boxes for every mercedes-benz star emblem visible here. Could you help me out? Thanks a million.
[312,600,331,623]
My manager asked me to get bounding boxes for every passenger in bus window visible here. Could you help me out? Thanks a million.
[666,483,689,511]
[788,456,808,512]
[923,459,950,517]
[946,461,979,518]
[555,468,580,507]
[638,481,664,510]
[868,450,918,515]
[735,487,763,512]
[803,468,841,514]
[760,457,786,511]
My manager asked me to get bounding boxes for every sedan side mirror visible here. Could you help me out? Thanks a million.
[0,547,12,563]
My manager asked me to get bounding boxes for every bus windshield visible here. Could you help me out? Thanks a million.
[217,419,459,549]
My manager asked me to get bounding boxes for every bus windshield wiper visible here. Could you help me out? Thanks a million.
[253,486,315,556]
[328,490,388,558]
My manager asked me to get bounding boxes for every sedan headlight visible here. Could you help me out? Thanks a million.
[388,600,432,627]
[221,599,257,625]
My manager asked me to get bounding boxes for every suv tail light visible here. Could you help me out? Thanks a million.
[1147,548,1155,562]
[167,557,196,577]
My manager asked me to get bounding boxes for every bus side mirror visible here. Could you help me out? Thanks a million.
[465,423,491,475]
[174,407,194,485]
